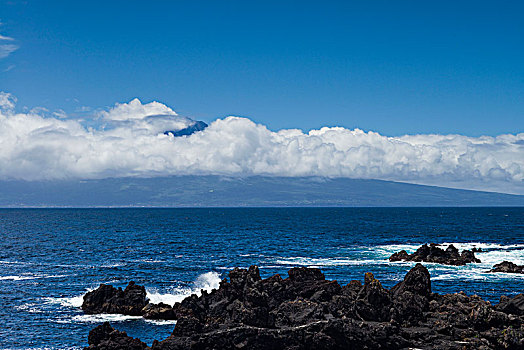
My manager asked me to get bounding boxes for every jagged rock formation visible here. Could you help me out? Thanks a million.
[496,294,524,316]
[82,281,148,316]
[389,243,481,265]
[84,264,523,350]
[85,322,147,350]
[489,261,524,274]
[142,302,178,320]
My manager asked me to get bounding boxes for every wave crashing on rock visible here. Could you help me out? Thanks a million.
[84,264,524,350]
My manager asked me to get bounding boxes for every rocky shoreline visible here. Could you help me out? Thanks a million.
[83,264,524,350]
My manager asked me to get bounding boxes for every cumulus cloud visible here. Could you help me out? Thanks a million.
[100,98,177,121]
[0,93,523,194]
[98,98,194,135]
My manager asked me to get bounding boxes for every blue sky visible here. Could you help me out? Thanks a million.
[0,1,523,193]
[1,0,522,136]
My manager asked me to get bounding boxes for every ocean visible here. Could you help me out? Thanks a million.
[1,207,523,349]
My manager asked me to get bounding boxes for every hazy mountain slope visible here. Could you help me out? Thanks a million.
[0,176,522,207]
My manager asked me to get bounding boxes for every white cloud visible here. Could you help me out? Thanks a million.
[0,43,17,58]
[3,64,15,72]
[53,109,67,119]
[0,31,17,59]
[75,106,92,113]
[99,98,194,135]
[0,91,16,111]
[0,93,523,194]
[100,98,177,121]
[0,34,14,41]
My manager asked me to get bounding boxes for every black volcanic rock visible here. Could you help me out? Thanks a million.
[390,263,432,324]
[496,294,524,316]
[489,261,524,274]
[351,272,391,322]
[84,265,524,350]
[85,322,147,350]
[82,282,184,320]
[389,243,481,266]
[82,281,148,316]
[142,302,177,320]
[391,262,431,297]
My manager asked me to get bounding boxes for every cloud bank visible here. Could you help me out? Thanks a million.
[0,92,523,194]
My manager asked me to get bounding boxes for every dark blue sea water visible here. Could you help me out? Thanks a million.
[1,207,523,349]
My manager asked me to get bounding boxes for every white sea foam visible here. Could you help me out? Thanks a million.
[373,242,524,281]
[44,288,94,309]
[0,275,36,281]
[14,303,43,313]
[60,295,85,308]
[0,259,26,265]
[146,288,190,305]
[270,243,524,282]
[135,258,165,263]
[0,273,68,281]
[476,250,524,266]
[55,314,143,324]
[46,273,221,311]
[44,272,220,327]
[375,243,524,262]
[274,257,378,267]
[147,271,221,305]
[99,262,126,268]
[144,319,177,325]
[375,242,524,254]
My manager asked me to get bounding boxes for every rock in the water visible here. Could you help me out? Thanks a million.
[85,322,147,350]
[489,261,524,274]
[82,281,148,316]
[84,265,524,350]
[389,243,481,265]
[142,302,177,320]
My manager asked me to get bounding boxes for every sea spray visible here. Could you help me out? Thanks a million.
[146,271,221,305]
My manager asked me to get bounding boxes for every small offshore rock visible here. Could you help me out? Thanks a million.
[82,281,148,316]
[389,243,481,265]
[84,322,147,350]
[142,302,177,320]
[488,261,524,274]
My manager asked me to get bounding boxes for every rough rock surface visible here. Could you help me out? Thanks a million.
[389,243,481,265]
[496,294,524,316]
[82,281,148,316]
[82,282,192,320]
[142,302,177,320]
[85,322,147,350]
[489,261,524,274]
[84,264,524,350]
